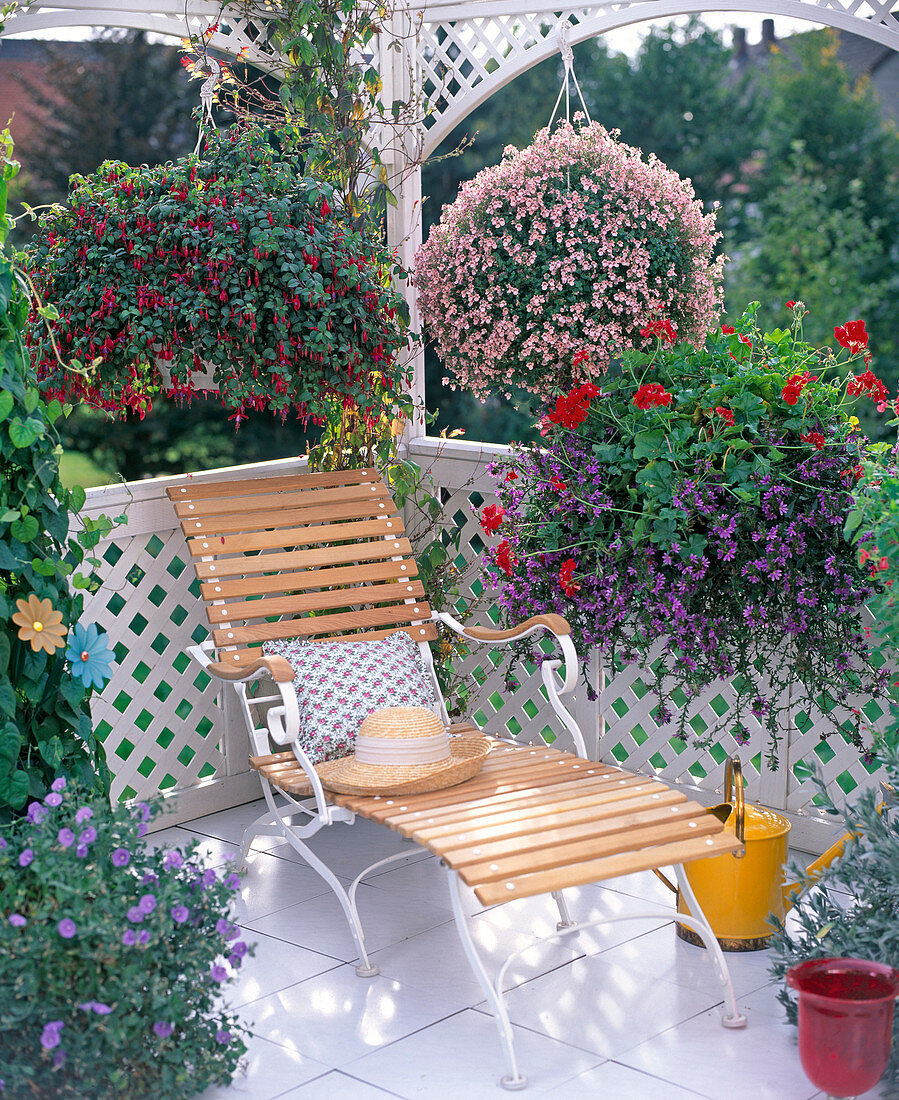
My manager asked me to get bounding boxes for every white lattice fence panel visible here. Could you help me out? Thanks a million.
[79,457,307,824]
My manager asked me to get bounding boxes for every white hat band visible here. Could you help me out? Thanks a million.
[354,731,450,766]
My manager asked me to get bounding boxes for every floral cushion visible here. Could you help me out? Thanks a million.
[262,631,440,765]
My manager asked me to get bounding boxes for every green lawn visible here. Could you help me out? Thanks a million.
[58,451,113,490]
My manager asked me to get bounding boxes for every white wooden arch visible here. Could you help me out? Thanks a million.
[3,0,899,432]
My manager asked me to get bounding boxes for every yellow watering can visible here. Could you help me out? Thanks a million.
[659,756,869,952]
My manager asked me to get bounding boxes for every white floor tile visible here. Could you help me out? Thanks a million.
[618,984,820,1100]
[231,851,344,923]
[483,950,723,1060]
[534,1059,711,1099]
[190,1034,329,1100]
[242,965,460,1068]
[280,1071,408,1099]
[245,881,454,962]
[346,1007,602,1098]
[224,931,342,1008]
[264,819,430,881]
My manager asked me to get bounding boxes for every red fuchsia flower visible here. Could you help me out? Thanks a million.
[834,319,868,353]
[632,382,673,410]
[495,540,517,577]
[549,476,568,492]
[559,559,580,597]
[640,318,677,344]
[846,370,888,403]
[782,372,817,406]
[801,431,826,451]
[714,406,735,428]
[721,324,735,335]
[320,199,331,217]
[480,504,505,535]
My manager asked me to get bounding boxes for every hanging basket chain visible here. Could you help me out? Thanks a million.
[547,24,593,130]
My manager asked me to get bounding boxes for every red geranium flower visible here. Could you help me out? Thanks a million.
[801,430,826,451]
[505,469,518,482]
[714,406,735,428]
[572,349,590,367]
[834,319,868,353]
[738,334,752,348]
[495,540,517,578]
[632,383,673,410]
[543,381,602,431]
[846,370,888,403]
[721,324,735,335]
[782,372,816,406]
[549,476,567,492]
[640,318,677,344]
[559,559,580,597]
[785,300,796,309]
[480,504,505,535]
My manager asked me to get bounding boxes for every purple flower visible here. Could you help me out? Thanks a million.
[122,929,137,946]
[44,792,63,808]
[77,1001,112,1015]
[137,893,156,915]
[152,1021,174,1038]
[171,904,189,924]
[215,918,233,937]
[53,1049,66,1069]
[163,850,183,870]
[57,918,77,939]
[111,848,130,867]
[40,1021,63,1050]
[210,964,228,983]
[8,914,26,927]
[18,849,34,868]
[79,826,97,845]
[230,940,248,959]
[137,929,151,945]
[227,952,243,968]
[51,777,66,793]
[137,822,149,838]
[215,1029,232,1044]
[202,868,217,888]
[225,872,241,890]
[141,872,158,886]
[27,802,46,825]
[58,828,75,849]
[0,837,7,849]
[74,806,93,825]
[126,907,143,924]
[135,802,151,823]
[76,844,89,858]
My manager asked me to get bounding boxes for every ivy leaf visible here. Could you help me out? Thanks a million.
[10,514,39,543]
[0,675,15,717]
[0,390,13,422]
[8,417,44,448]
[0,767,29,808]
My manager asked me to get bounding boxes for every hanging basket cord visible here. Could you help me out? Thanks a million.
[547,24,592,129]
[194,55,221,155]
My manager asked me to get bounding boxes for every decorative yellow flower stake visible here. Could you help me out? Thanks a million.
[12,595,67,654]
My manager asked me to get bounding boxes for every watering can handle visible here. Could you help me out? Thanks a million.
[724,755,746,857]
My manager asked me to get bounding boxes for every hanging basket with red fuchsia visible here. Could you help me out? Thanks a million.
[414,117,724,400]
[25,123,412,424]
[480,302,892,765]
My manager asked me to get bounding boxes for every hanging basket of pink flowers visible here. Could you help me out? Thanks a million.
[414,117,724,400]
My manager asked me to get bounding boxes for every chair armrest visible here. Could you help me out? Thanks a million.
[204,655,296,684]
[447,613,571,643]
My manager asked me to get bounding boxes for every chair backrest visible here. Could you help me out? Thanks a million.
[166,467,438,671]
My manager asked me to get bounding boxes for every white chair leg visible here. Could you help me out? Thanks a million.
[444,864,527,1091]
[237,807,284,869]
[674,863,747,1028]
[552,889,576,930]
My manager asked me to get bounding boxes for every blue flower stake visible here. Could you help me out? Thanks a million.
[66,623,115,689]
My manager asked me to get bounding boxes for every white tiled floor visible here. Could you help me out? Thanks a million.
[156,798,892,1100]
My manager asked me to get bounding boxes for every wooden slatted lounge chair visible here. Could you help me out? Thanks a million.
[167,466,746,1090]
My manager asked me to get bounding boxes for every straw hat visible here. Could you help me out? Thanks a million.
[315,706,491,796]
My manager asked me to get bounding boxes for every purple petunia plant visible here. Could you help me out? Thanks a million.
[484,302,892,764]
[0,778,252,1098]
[415,116,724,400]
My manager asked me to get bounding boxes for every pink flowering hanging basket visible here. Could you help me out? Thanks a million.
[414,119,724,399]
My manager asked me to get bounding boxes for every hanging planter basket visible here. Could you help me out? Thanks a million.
[414,118,725,399]
[25,123,411,423]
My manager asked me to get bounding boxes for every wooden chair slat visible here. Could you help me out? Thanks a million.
[179,498,399,538]
[219,622,440,666]
[174,481,392,520]
[199,559,421,601]
[166,467,379,503]
[408,784,679,848]
[452,801,713,881]
[211,602,433,647]
[195,537,415,579]
[472,833,743,906]
[188,516,405,556]
[206,580,427,625]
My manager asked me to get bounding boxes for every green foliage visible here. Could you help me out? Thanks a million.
[25,122,411,427]
[0,778,250,1098]
[768,745,899,1091]
[0,129,120,817]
